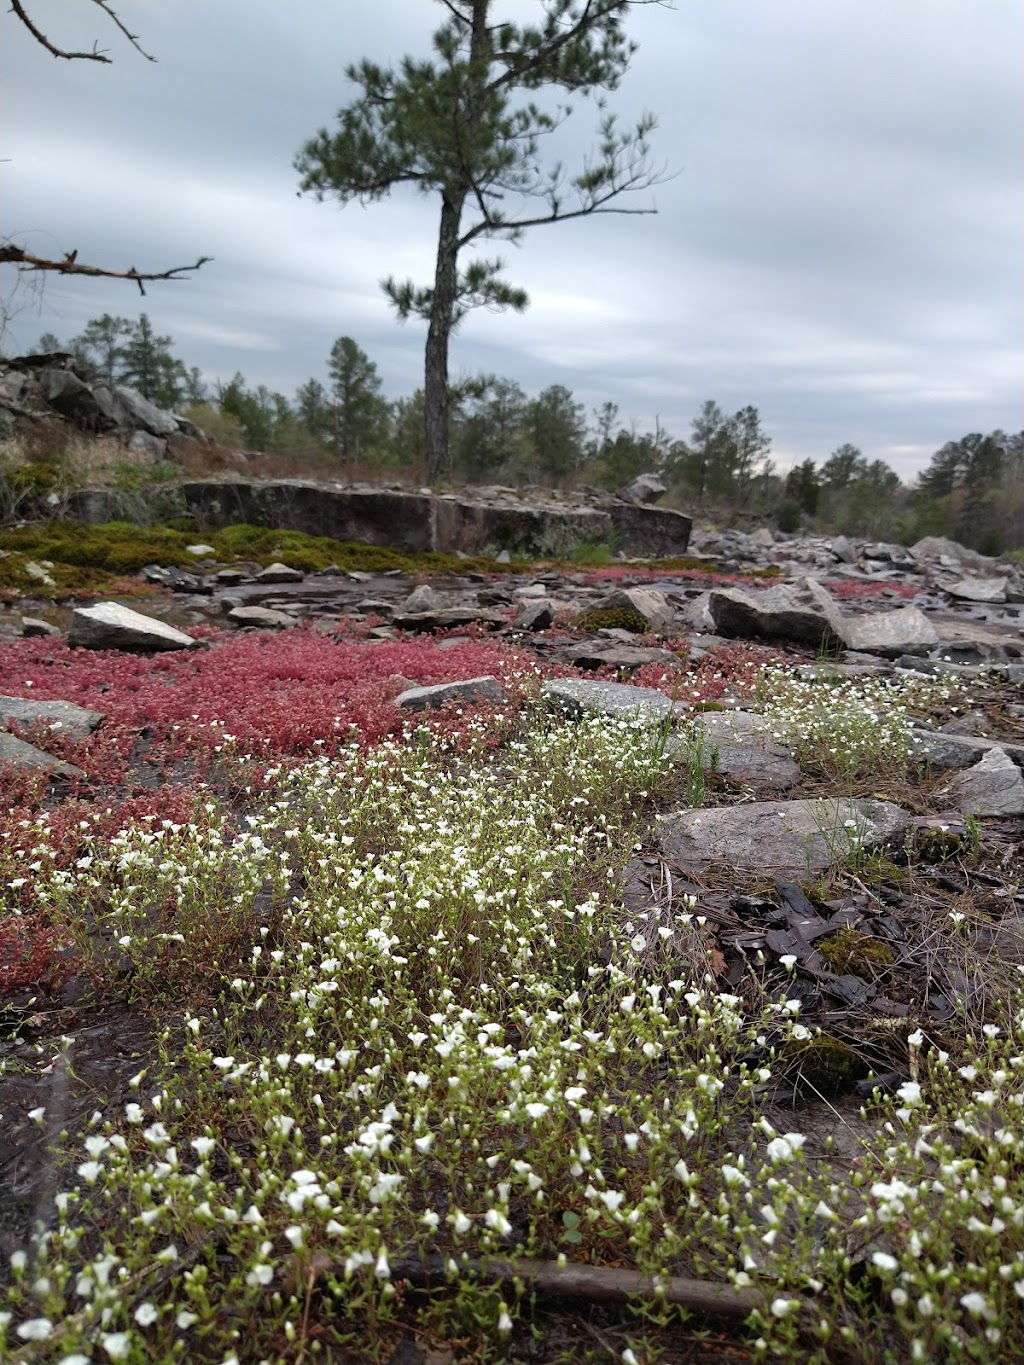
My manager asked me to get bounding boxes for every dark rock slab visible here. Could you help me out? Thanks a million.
[563,641,683,673]
[0,731,83,780]
[395,676,507,712]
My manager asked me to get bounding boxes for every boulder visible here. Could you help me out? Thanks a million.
[622,472,667,504]
[395,676,507,712]
[255,562,304,584]
[39,369,119,430]
[0,696,105,741]
[840,606,939,656]
[21,617,61,638]
[541,677,675,725]
[946,576,1008,604]
[831,535,858,564]
[708,577,846,648]
[515,599,555,631]
[943,748,1024,817]
[111,385,180,437]
[127,429,167,463]
[681,710,800,789]
[0,730,84,781]
[658,797,913,876]
[226,605,298,629]
[594,586,676,635]
[563,641,683,673]
[68,603,202,653]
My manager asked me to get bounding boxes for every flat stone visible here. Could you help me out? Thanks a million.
[658,797,913,876]
[68,603,201,653]
[391,608,506,632]
[226,605,298,629]
[395,676,507,712]
[841,606,939,656]
[0,730,83,780]
[563,641,683,673]
[0,696,105,740]
[541,677,675,724]
[943,747,1024,817]
[186,544,217,557]
[682,710,800,788]
[946,576,1008,604]
[910,728,1024,771]
[256,562,304,584]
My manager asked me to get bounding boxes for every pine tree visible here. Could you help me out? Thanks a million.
[326,337,389,461]
[296,0,663,483]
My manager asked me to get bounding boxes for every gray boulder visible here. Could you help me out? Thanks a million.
[226,605,298,629]
[541,677,675,725]
[622,472,667,504]
[127,429,167,463]
[841,606,939,656]
[255,562,304,584]
[943,748,1024,817]
[658,797,912,876]
[111,385,180,437]
[594,586,676,635]
[0,730,84,781]
[946,576,1008,604]
[0,696,105,741]
[515,599,555,631]
[68,603,201,653]
[396,676,507,712]
[563,641,683,674]
[683,710,800,789]
[708,577,846,648]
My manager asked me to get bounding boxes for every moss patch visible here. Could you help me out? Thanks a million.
[817,927,896,978]
[781,1034,869,1096]
[570,605,651,634]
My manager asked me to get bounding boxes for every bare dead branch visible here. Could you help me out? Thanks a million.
[0,245,212,296]
[8,0,155,62]
[388,1256,763,1320]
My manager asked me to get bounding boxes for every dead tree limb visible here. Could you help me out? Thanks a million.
[390,1255,764,1320]
[8,0,155,62]
[0,245,212,295]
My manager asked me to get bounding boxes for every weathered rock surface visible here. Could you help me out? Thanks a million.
[658,798,913,876]
[840,606,939,656]
[561,641,683,674]
[0,696,105,741]
[0,730,84,780]
[708,577,845,647]
[594,586,676,635]
[541,678,676,724]
[395,676,508,712]
[683,711,801,789]
[942,748,1024,817]
[68,603,202,653]
[622,472,667,504]
[226,605,298,629]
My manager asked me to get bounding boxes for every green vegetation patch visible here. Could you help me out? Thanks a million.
[0,519,523,588]
[817,926,896,978]
[570,604,651,633]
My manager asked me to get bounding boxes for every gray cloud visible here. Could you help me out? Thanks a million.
[2,0,1021,480]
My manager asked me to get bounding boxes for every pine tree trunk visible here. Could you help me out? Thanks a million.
[424,195,463,485]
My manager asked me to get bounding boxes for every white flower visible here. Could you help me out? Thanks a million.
[100,1333,133,1360]
[498,1309,513,1334]
[770,1298,798,1317]
[871,1252,899,1273]
[16,1318,54,1341]
[525,1102,549,1119]
[175,1310,199,1328]
[76,1161,103,1185]
[960,1292,989,1317]
[599,1190,625,1212]
[134,1302,158,1326]
[766,1133,806,1163]
[896,1081,922,1105]
[779,954,797,970]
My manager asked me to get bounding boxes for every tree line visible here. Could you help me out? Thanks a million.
[30,312,1024,553]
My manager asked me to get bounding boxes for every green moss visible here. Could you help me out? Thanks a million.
[0,519,521,592]
[0,551,152,601]
[915,828,964,862]
[781,1035,868,1096]
[570,605,651,634]
[817,927,895,978]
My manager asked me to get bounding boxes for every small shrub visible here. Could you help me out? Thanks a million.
[570,605,650,633]
[817,927,895,977]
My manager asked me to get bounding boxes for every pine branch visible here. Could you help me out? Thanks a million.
[0,245,212,295]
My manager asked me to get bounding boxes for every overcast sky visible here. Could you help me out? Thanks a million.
[2,0,1021,479]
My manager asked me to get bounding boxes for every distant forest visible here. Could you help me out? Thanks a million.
[32,313,1024,554]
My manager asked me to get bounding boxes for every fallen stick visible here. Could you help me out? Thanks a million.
[388,1254,763,1320]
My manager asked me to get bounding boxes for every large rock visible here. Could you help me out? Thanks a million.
[658,797,912,876]
[68,603,202,653]
[0,697,105,741]
[946,576,1008,604]
[708,577,846,648]
[110,386,180,437]
[0,731,84,781]
[622,472,667,504]
[541,677,676,725]
[395,676,507,712]
[840,606,939,656]
[943,748,1024,817]
[40,369,120,430]
[563,641,683,673]
[594,586,676,635]
[683,710,800,789]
